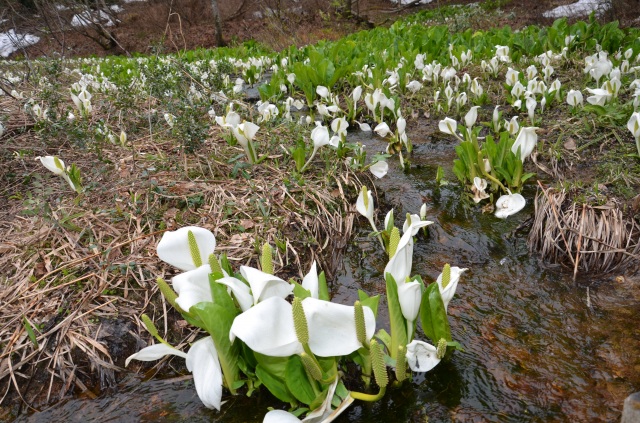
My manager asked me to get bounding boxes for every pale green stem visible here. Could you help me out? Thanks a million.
[367,218,385,249]
[483,171,508,193]
[299,147,318,173]
[362,351,372,389]
[245,140,258,164]
[350,387,386,402]
[406,319,414,343]
[636,136,640,157]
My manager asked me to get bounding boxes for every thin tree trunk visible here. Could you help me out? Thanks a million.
[342,0,352,18]
[210,0,225,47]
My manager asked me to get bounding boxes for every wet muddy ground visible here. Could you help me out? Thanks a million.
[17,129,640,422]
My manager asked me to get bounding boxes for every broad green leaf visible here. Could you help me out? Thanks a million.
[375,328,392,353]
[317,356,337,379]
[293,146,306,172]
[317,271,329,301]
[385,273,407,361]
[292,280,311,299]
[254,352,290,378]
[256,363,295,403]
[191,302,240,394]
[419,283,452,345]
[209,274,237,312]
[285,355,317,405]
[309,388,328,411]
[23,317,38,348]
[358,290,379,319]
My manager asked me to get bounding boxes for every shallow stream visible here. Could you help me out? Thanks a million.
[20,133,640,422]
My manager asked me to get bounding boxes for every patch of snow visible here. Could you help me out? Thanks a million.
[542,0,610,19]
[0,30,40,58]
[55,4,69,11]
[110,5,125,13]
[71,10,115,28]
[122,0,147,3]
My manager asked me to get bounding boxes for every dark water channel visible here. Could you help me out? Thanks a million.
[20,134,640,422]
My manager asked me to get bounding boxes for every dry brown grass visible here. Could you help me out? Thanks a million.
[0,87,365,409]
[528,183,640,277]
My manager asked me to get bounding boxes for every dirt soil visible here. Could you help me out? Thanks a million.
[4,0,638,60]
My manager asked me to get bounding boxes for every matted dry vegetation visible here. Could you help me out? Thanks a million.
[528,183,640,276]
[0,90,366,411]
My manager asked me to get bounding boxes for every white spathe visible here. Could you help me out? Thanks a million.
[495,192,526,218]
[38,156,66,175]
[402,214,433,236]
[239,266,293,305]
[511,127,538,161]
[230,297,302,357]
[464,106,480,128]
[301,261,320,299]
[369,160,389,179]
[303,297,375,357]
[566,89,584,107]
[436,266,467,312]
[373,122,391,138]
[316,85,330,99]
[263,410,303,423]
[229,296,375,358]
[406,340,441,372]
[125,343,188,367]
[627,112,640,139]
[126,337,222,410]
[438,117,457,135]
[157,226,216,271]
[397,280,422,323]
[216,275,254,312]
[37,156,77,191]
[262,377,352,423]
[384,230,414,286]
[311,124,331,151]
[172,264,213,311]
[356,187,374,222]
[232,121,259,149]
[471,177,489,203]
[186,337,224,410]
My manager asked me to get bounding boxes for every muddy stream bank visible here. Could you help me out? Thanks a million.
[18,131,640,422]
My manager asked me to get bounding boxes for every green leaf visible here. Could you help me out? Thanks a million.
[309,388,328,411]
[521,172,536,183]
[232,380,246,390]
[157,278,205,328]
[358,290,380,319]
[256,364,295,403]
[317,356,337,379]
[285,355,317,405]
[293,146,306,172]
[219,253,233,275]
[385,273,407,361]
[335,380,349,401]
[191,302,240,394]
[419,283,452,345]
[209,274,237,313]
[318,271,329,301]
[254,353,295,403]
[292,280,312,299]
[375,329,392,352]
[23,317,38,348]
